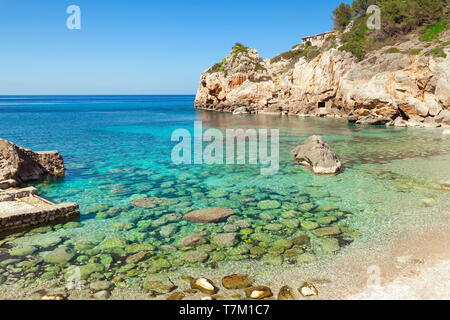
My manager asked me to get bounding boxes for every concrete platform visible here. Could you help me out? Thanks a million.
[0,183,80,233]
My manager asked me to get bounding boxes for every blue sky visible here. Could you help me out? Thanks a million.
[0,0,349,94]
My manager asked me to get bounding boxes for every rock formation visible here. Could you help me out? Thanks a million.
[291,135,342,174]
[195,32,450,128]
[0,138,79,233]
[0,138,65,183]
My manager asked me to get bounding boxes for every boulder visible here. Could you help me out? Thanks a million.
[183,208,234,223]
[211,233,237,247]
[291,135,341,174]
[0,138,65,183]
[178,235,206,247]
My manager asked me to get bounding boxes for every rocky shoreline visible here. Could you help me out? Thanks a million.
[0,138,79,233]
[194,31,450,128]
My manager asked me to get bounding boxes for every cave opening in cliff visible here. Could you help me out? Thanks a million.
[318,102,326,108]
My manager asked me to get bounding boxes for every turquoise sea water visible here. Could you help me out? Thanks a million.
[0,95,449,297]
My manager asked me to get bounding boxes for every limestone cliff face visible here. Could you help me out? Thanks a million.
[0,138,65,183]
[195,33,450,128]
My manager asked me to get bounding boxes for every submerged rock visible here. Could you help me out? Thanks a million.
[44,246,75,264]
[211,233,237,247]
[182,250,209,263]
[130,198,166,208]
[312,226,341,236]
[9,245,37,257]
[257,200,281,210]
[183,208,234,223]
[191,278,218,294]
[222,274,252,289]
[291,136,341,174]
[178,235,206,247]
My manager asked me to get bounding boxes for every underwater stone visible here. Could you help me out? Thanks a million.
[223,224,239,232]
[261,253,283,266]
[9,245,37,257]
[318,238,340,253]
[39,237,62,249]
[182,250,209,263]
[316,216,337,225]
[79,263,105,279]
[312,226,341,237]
[292,234,310,246]
[212,233,237,247]
[272,239,293,250]
[264,223,283,231]
[64,221,82,229]
[316,204,338,212]
[159,225,177,237]
[125,243,155,254]
[178,235,206,247]
[257,200,281,210]
[183,208,234,223]
[125,251,148,264]
[210,251,226,262]
[301,221,319,230]
[143,274,175,293]
[130,198,166,208]
[100,238,127,249]
[250,233,272,243]
[150,258,171,270]
[44,246,75,264]
[245,286,273,299]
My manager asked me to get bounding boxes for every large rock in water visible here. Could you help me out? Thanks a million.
[183,208,234,223]
[291,135,341,174]
[0,138,65,183]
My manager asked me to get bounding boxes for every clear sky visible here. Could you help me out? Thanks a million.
[0,0,350,95]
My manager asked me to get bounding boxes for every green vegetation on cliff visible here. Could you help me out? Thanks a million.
[334,0,449,60]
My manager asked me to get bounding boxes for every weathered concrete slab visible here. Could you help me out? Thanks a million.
[0,137,79,233]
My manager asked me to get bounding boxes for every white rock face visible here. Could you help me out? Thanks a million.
[195,33,450,128]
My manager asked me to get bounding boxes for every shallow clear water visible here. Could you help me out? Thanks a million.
[0,95,449,295]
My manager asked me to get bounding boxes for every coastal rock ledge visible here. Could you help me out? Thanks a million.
[292,135,342,174]
[0,138,79,233]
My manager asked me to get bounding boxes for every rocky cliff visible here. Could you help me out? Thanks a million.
[0,138,65,183]
[195,32,450,128]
